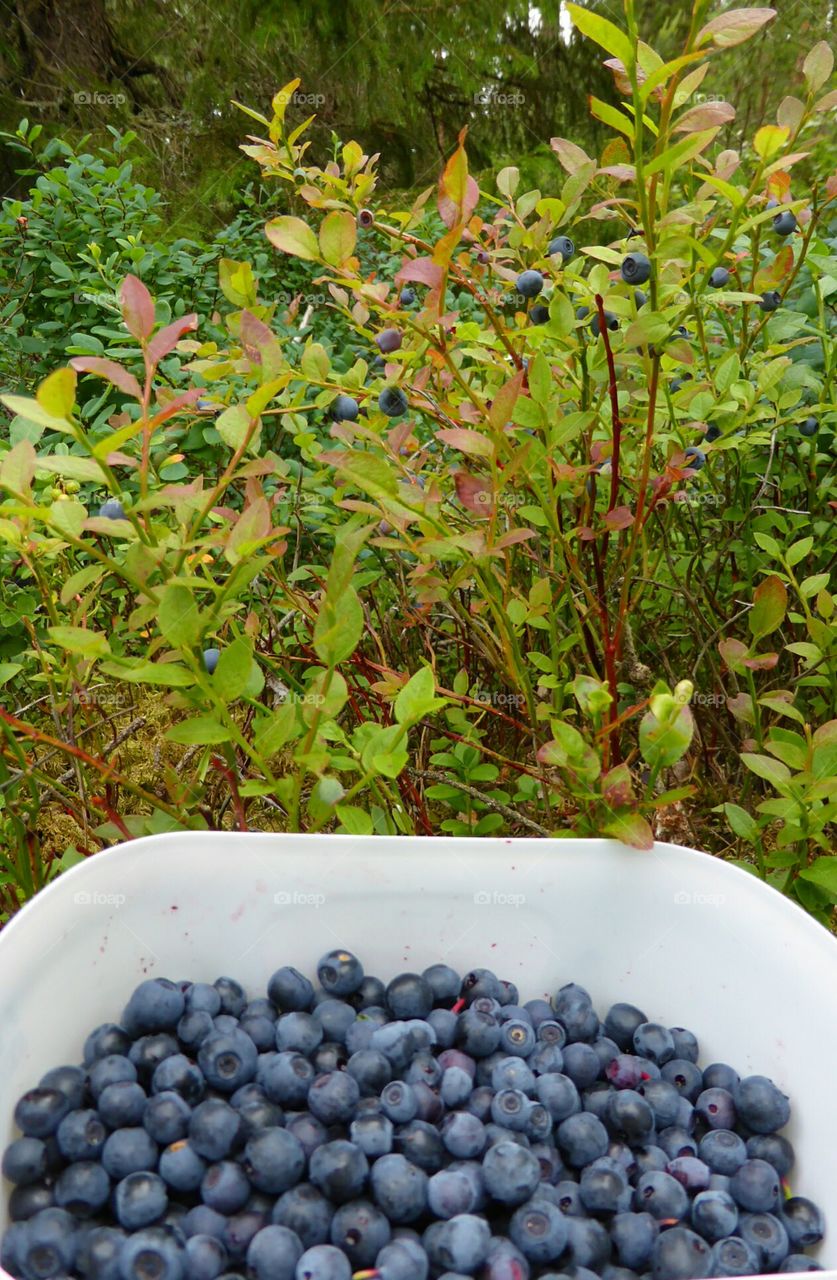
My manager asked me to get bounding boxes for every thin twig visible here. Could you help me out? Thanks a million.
[415,768,550,836]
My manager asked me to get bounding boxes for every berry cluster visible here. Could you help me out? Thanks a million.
[1,955,826,1280]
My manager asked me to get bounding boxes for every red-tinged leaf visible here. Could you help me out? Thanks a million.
[719,637,748,673]
[488,370,525,433]
[438,132,477,229]
[754,245,794,291]
[597,164,636,182]
[493,528,537,549]
[603,811,654,850]
[827,174,837,200]
[603,58,634,97]
[604,505,634,530]
[697,7,776,49]
[120,275,154,340]
[727,693,755,724]
[395,257,444,288]
[577,526,597,542]
[749,574,787,640]
[147,314,198,366]
[454,470,493,517]
[674,101,736,131]
[550,137,593,174]
[239,308,276,354]
[602,764,635,808]
[149,389,204,427]
[69,357,142,401]
[743,652,779,671]
[436,428,494,458]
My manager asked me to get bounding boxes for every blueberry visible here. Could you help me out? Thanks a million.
[738,1212,790,1270]
[530,304,550,325]
[734,1075,790,1132]
[97,1081,146,1129]
[607,1055,658,1089]
[799,416,818,436]
[202,649,220,675]
[84,1024,132,1065]
[276,1012,323,1056]
[20,1207,79,1279]
[267,967,315,1013]
[118,1227,184,1280]
[123,981,185,1036]
[536,1073,580,1121]
[638,1080,680,1129]
[380,1081,419,1124]
[200,1161,250,1215]
[549,236,575,260]
[423,964,461,1005]
[658,1126,698,1161]
[557,1112,609,1168]
[780,1256,824,1272]
[669,1028,699,1063]
[197,1031,257,1093]
[482,1140,541,1204]
[14,1088,72,1138]
[182,1234,227,1280]
[709,267,730,288]
[562,1043,600,1088]
[182,1207,226,1241]
[455,1008,501,1058]
[607,1089,655,1143]
[151,1055,205,1105]
[9,1184,55,1222]
[746,1133,795,1177]
[188,1099,242,1161]
[101,1128,159,1181]
[703,1062,739,1091]
[427,1166,481,1219]
[1,1221,29,1275]
[517,270,544,298]
[634,288,648,308]
[239,1225,301,1280]
[565,1216,612,1270]
[309,1139,368,1205]
[509,1198,568,1262]
[690,1188,739,1242]
[441,1113,486,1161]
[329,394,359,423]
[77,1226,126,1280]
[378,386,409,417]
[271,1184,333,1249]
[780,1197,825,1248]
[667,1156,710,1193]
[591,310,619,335]
[632,1023,676,1065]
[651,1226,711,1280]
[98,500,126,521]
[3,1137,48,1186]
[258,1052,315,1106]
[730,1158,781,1212]
[386,973,434,1019]
[621,253,651,285]
[635,1170,689,1221]
[370,1153,427,1222]
[773,210,797,236]
[399,287,416,306]
[114,1171,168,1229]
[212,977,246,1015]
[242,1128,305,1195]
[759,290,781,311]
[312,999,356,1044]
[660,1059,703,1101]
[577,305,590,320]
[307,1071,360,1125]
[606,1008,652,1049]
[349,1112,393,1158]
[698,1129,747,1175]
[610,1212,658,1270]
[425,1213,491,1274]
[39,1066,87,1111]
[393,1119,444,1171]
[159,1141,206,1193]
[580,1157,630,1213]
[705,423,721,443]
[129,1035,179,1080]
[54,1161,112,1216]
[708,1237,761,1277]
[684,446,706,471]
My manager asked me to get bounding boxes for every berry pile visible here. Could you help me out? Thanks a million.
[1,955,827,1280]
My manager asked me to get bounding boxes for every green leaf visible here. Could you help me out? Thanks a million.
[603,812,654,850]
[741,752,791,788]
[0,394,74,433]
[166,717,232,745]
[158,583,202,649]
[748,574,787,640]
[216,405,256,452]
[565,3,634,67]
[212,637,254,702]
[360,724,409,778]
[302,670,349,723]
[799,857,837,898]
[301,343,330,381]
[36,455,103,482]
[254,701,303,756]
[313,585,364,666]
[47,626,110,658]
[588,96,635,140]
[37,368,77,420]
[639,705,694,769]
[100,659,195,687]
[724,802,760,843]
[803,41,834,94]
[0,662,23,686]
[394,666,445,725]
[265,215,320,261]
[754,531,782,558]
[335,805,374,835]
[786,536,813,567]
[643,128,719,178]
[319,210,357,266]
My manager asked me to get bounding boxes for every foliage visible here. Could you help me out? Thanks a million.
[0,1,835,927]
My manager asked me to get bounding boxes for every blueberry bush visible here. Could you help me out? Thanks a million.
[0,3,835,926]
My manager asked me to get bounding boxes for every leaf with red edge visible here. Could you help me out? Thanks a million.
[438,131,478,229]
[604,505,634,530]
[454,471,493,517]
[493,528,537,549]
[488,369,525,433]
[696,7,775,49]
[550,137,594,174]
[749,574,787,639]
[719,637,748,674]
[603,811,654,850]
[120,276,154,341]
[147,315,198,366]
[69,357,142,401]
[149,389,204,427]
[754,245,794,292]
[395,257,444,288]
[436,428,494,459]
[743,652,780,670]
[674,101,736,131]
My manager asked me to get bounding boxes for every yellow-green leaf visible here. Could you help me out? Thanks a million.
[319,210,357,266]
[589,96,635,140]
[565,3,634,68]
[47,626,111,658]
[37,368,76,420]
[753,124,789,160]
[803,41,834,94]
[265,215,320,261]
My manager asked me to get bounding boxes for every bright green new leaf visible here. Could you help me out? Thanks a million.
[158,583,203,649]
[313,584,364,666]
[166,717,233,745]
[319,210,357,265]
[394,666,445,725]
[47,626,111,658]
[212,637,254,702]
[565,4,634,68]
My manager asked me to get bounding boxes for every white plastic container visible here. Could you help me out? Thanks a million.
[0,833,834,1279]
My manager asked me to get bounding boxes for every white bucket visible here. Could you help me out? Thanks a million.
[0,834,834,1279]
